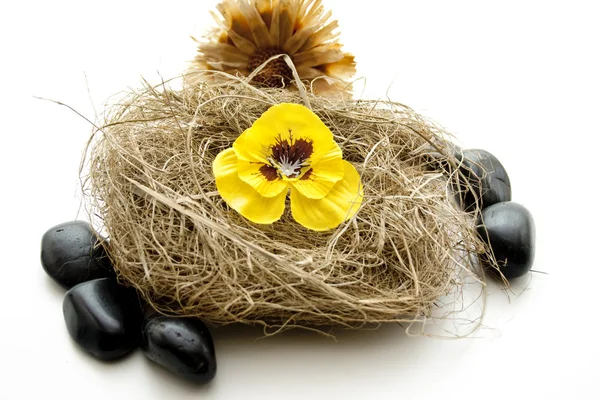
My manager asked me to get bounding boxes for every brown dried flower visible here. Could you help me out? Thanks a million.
[188,0,356,95]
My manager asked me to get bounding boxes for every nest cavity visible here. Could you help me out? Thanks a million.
[86,72,484,332]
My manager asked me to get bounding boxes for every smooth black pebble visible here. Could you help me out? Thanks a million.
[41,221,114,289]
[476,202,535,279]
[63,278,142,361]
[454,149,511,211]
[142,316,217,383]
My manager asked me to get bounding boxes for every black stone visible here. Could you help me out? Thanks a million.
[142,316,217,383]
[454,149,511,211]
[41,221,114,289]
[63,278,142,360]
[476,202,536,280]
[422,142,463,173]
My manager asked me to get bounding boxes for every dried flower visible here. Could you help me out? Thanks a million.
[189,0,356,94]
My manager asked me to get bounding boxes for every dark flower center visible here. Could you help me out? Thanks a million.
[248,47,294,88]
[260,134,314,180]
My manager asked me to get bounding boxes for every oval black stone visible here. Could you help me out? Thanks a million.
[476,202,536,279]
[142,316,217,383]
[454,149,511,211]
[63,278,142,361]
[41,221,114,289]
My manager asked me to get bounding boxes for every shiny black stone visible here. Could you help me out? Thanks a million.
[63,278,142,360]
[454,149,511,211]
[476,202,535,279]
[41,221,114,289]
[142,316,217,383]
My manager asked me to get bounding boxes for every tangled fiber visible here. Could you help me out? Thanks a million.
[85,71,487,333]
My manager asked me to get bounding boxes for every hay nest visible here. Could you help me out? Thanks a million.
[86,72,486,332]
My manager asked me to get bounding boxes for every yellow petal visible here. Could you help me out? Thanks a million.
[291,145,344,199]
[310,141,344,181]
[237,159,289,197]
[232,128,269,164]
[232,103,340,167]
[290,161,363,231]
[213,148,287,224]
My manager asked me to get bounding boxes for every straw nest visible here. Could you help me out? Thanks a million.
[85,72,486,332]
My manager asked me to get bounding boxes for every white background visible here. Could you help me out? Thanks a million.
[1,1,599,399]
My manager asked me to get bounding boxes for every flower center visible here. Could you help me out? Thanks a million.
[247,47,293,88]
[266,135,313,179]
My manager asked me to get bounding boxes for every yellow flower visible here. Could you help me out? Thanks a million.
[188,0,356,95]
[213,103,363,231]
